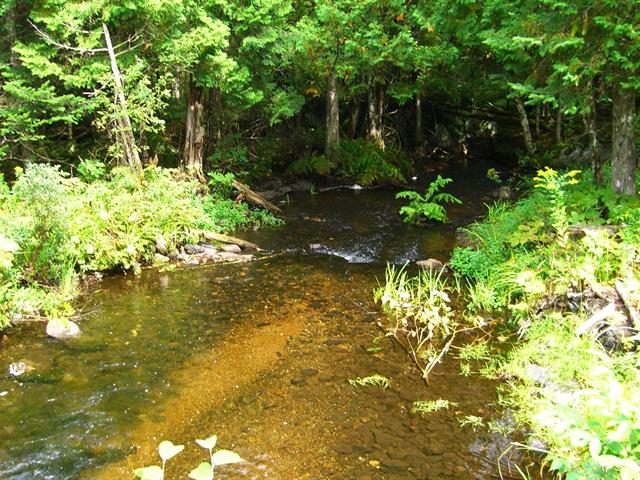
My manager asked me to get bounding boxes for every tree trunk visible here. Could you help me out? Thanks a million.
[515,97,535,156]
[325,68,340,159]
[367,80,384,149]
[585,87,603,184]
[182,81,206,182]
[555,107,563,145]
[6,2,17,67]
[415,92,424,147]
[102,23,142,176]
[611,85,637,195]
[350,100,360,138]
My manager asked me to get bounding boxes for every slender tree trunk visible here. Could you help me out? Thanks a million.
[102,23,142,175]
[415,92,424,147]
[350,100,360,138]
[585,87,603,184]
[515,97,535,156]
[555,107,563,145]
[182,81,206,182]
[611,85,637,195]
[367,80,384,149]
[325,68,340,159]
[6,2,17,67]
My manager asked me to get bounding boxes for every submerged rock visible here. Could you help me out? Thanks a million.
[46,319,81,339]
[416,258,445,270]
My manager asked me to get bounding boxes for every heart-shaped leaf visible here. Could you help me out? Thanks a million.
[211,449,245,466]
[196,435,217,450]
[158,440,184,461]
[188,462,213,480]
[133,465,163,480]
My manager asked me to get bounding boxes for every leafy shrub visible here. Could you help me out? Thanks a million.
[76,159,106,182]
[396,176,462,223]
[449,246,492,281]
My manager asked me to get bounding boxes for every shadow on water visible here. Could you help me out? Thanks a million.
[0,161,534,479]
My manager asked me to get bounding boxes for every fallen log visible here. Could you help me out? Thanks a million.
[201,231,260,251]
[576,302,617,336]
[615,280,640,330]
[232,179,282,214]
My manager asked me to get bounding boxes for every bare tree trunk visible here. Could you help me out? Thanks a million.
[415,92,424,147]
[350,100,360,138]
[555,107,563,145]
[515,97,535,156]
[367,80,384,149]
[182,81,206,182]
[611,85,637,195]
[102,23,141,175]
[585,87,603,184]
[325,68,340,159]
[6,2,17,67]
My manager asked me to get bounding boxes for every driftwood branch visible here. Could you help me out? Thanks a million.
[232,179,282,214]
[201,231,260,251]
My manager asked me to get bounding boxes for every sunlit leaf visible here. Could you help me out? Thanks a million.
[196,435,218,450]
[211,449,245,466]
[158,440,184,461]
[188,462,213,480]
[133,465,163,480]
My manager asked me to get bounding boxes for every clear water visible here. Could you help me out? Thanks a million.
[0,162,536,479]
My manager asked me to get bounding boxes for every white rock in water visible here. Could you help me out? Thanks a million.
[8,361,34,377]
[46,319,81,339]
[350,184,363,190]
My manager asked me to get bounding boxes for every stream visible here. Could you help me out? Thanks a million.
[0,162,526,479]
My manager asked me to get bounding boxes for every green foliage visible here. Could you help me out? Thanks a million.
[287,139,412,187]
[348,374,390,389]
[412,399,458,415]
[77,159,107,183]
[396,176,461,224]
[0,164,276,327]
[135,435,244,480]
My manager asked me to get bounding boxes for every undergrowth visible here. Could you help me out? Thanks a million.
[0,164,277,328]
[287,138,412,186]
[376,167,640,478]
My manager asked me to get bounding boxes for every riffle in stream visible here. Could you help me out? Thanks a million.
[0,163,530,479]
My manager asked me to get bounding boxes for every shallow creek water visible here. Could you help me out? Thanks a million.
[0,163,528,479]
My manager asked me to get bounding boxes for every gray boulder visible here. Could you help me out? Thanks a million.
[46,319,81,339]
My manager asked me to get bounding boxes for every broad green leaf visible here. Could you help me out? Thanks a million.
[188,462,213,480]
[133,465,163,480]
[158,440,184,461]
[196,435,218,450]
[211,449,245,466]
